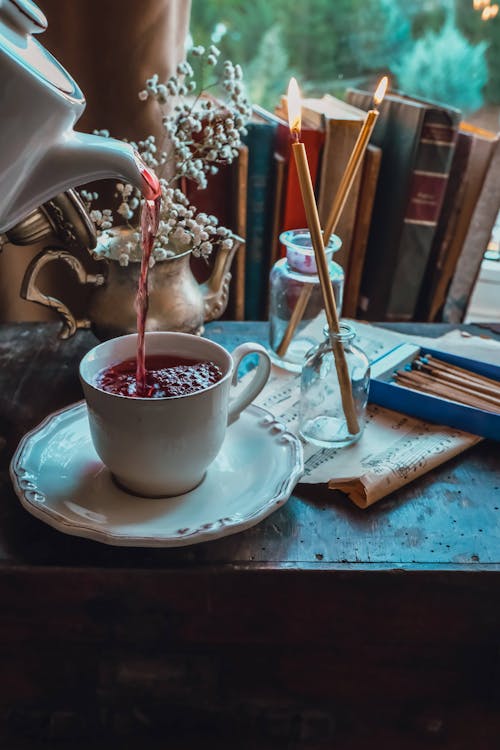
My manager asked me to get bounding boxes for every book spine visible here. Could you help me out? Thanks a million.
[443,138,500,323]
[280,124,323,242]
[243,123,277,320]
[342,144,381,318]
[386,113,458,320]
[316,119,363,271]
[231,144,249,321]
[347,90,411,320]
[415,131,473,320]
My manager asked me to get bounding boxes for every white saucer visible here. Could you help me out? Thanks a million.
[10,401,303,547]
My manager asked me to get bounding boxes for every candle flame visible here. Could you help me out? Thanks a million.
[482,3,498,18]
[373,76,388,107]
[287,77,302,139]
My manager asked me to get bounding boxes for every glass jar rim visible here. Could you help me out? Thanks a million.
[279,228,342,255]
[322,322,356,342]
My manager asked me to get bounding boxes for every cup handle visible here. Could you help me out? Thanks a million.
[227,343,271,426]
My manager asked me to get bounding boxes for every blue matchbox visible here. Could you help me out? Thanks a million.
[368,343,500,441]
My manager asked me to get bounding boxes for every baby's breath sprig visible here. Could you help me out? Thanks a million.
[85,44,250,267]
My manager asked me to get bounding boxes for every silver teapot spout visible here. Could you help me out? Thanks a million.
[6,131,149,233]
[0,0,159,233]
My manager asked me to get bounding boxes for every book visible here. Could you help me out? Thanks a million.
[422,124,499,322]
[268,152,287,272]
[299,95,366,272]
[347,88,461,321]
[387,94,461,320]
[185,144,248,320]
[230,143,249,321]
[415,128,474,320]
[261,151,287,320]
[342,143,382,318]
[242,109,279,320]
[443,135,500,323]
[259,103,324,242]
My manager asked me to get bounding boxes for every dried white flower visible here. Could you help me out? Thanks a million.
[86,43,250,263]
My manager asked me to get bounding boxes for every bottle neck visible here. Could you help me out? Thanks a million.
[323,323,356,345]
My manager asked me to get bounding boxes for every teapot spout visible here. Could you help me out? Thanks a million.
[4,132,156,234]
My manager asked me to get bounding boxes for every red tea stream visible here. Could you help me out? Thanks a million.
[136,166,161,395]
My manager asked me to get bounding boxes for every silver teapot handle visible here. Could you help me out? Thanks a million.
[202,234,244,322]
[20,248,105,339]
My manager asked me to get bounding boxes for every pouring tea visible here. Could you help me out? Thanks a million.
[0,0,156,233]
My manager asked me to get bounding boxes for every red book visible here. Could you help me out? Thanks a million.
[253,104,324,254]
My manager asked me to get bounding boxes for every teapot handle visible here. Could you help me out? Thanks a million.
[20,249,105,339]
[202,234,244,322]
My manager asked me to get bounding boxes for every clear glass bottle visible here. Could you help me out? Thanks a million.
[268,229,344,372]
[299,323,370,448]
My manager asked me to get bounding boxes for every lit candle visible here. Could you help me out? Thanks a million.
[287,77,359,435]
[323,75,388,246]
[482,3,498,19]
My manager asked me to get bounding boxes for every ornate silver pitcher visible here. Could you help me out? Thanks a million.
[20,225,243,340]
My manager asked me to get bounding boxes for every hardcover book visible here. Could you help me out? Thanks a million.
[342,143,382,318]
[185,144,248,320]
[263,102,324,243]
[443,135,500,323]
[416,128,474,320]
[242,109,279,319]
[268,151,287,271]
[299,94,366,272]
[347,88,461,321]
[256,151,287,319]
[423,124,498,322]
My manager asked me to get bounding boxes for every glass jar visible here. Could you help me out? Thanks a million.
[299,323,370,448]
[268,229,344,372]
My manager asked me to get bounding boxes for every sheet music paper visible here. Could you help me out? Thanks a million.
[236,318,482,508]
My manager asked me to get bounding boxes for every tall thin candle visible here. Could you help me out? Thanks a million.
[277,76,387,357]
[287,78,359,435]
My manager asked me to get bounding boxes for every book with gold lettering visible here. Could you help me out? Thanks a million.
[347,88,461,321]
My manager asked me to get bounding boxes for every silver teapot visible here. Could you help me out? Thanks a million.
[0,0,149,233]
[18,220,243,340]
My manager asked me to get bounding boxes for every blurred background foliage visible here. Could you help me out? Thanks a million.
[190,0,499,120]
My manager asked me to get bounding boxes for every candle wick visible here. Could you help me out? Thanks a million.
[291,128,300,143]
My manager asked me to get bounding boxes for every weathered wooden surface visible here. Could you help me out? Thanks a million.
[0,321,498,571]
[0,321,499,748]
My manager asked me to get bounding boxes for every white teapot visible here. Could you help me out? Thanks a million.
[0,0,149,234]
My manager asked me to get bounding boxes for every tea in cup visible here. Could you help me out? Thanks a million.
[79,331,271,496]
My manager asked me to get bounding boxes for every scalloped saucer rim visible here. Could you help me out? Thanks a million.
[10,401,304,547]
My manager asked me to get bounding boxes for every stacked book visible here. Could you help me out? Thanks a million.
[187,90,500,323]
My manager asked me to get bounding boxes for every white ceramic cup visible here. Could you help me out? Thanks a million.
[79,331,271,497]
